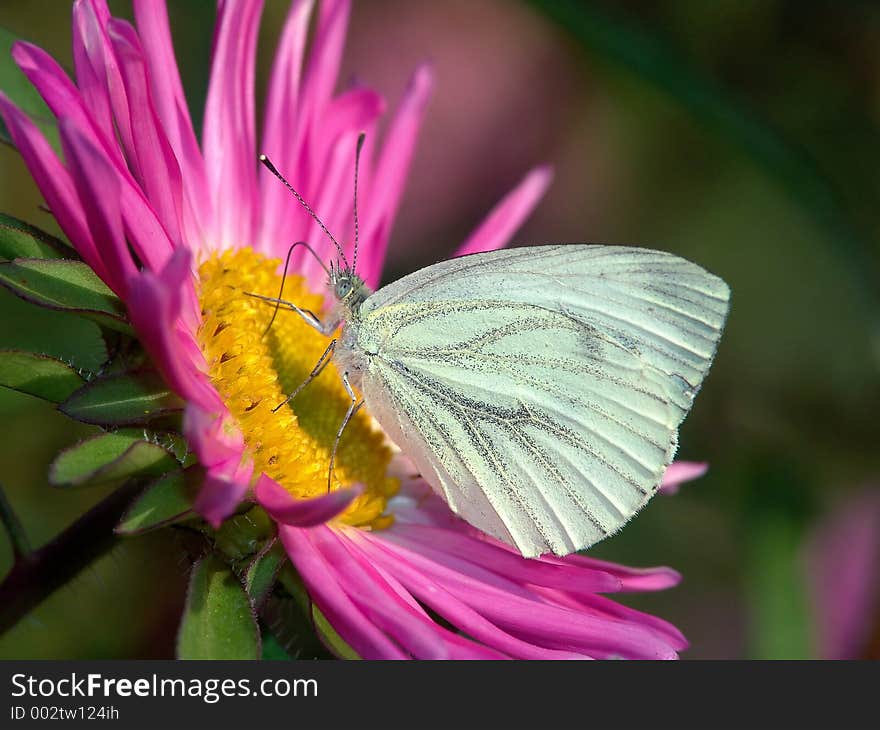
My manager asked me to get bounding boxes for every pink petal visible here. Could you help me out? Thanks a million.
[126,248,221,412]
[280,526,409,659]
[353,532,586,659]
[659,461,709,495]
[65,5,134,167]
[203,0,263,248]
[296,0,351,141]
[315,529,450,658]
[391,475,683,592]
[12,40,122,163]
[194,453,254,529]
[72,0,114,141]
[555,552,683,592]
[184,403,245,468]
[453,166,553,257]
[533,586,688,650]
[130,0,190,148]
[107,19,184,248]
[360,64,434,289]
[368,534,677,659]
[255,474,360,527]
[130,0,199,170]
[132,0,210,245]
[258,0,315,252]
[58,118,138,297]
[804,490,880,659]
[0,94,107,282]
[386,523,623,595]
[344,543,504,659]
[261,0,352,265]
[12,39,175,272]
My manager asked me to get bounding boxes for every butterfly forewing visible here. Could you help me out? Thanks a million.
[354,245,729,557]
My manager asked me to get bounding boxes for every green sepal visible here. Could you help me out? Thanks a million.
[312,604,361,660]
[115,466,203,536]
[275,565,352,659]
[0,258,132,334]
[58,371,183,427]
[212,505,275,562]
[244,539,287,610]
[0,27,59,151]
[177,554,261,660]
[0,214,72,260]
[260,575,335,660]
[0,348,85,402]
[49,429,179,489]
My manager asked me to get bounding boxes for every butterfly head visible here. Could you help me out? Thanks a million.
[329,262,371,317]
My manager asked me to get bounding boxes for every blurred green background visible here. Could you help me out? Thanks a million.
[0,0,878,659]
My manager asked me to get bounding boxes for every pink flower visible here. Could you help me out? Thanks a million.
[804,490,880,659]
[2,0,705,659]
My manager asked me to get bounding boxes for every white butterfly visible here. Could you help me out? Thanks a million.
[257,153,730,559]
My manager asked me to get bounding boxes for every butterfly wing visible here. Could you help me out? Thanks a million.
[355,245,730,557]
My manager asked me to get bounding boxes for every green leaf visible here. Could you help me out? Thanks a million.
[0,258,132,334]
[49,429,179,488]
[59,371,183,427]
[244,540,287,610]
[115,467,201,536]
[0,27,59,151]
[177,554,261,660]
[0,281,110,373]
[0,214,71,260]
[0,348,84,401]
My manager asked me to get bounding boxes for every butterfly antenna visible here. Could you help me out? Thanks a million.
[262,242,295,338]
[259,154,350,268]
[352,132,366,274]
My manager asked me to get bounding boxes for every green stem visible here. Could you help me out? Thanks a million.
[0,479,144,636]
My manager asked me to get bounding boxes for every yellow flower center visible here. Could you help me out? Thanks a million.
[196,248,398,529]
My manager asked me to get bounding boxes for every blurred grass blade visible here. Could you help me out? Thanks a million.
[0,213,72,260]
[0,348,84,401]
[49,429,179,489]
[177,554,261,660]
[0,482,31,560]
[59,371,183,427]
[527,0,877,297]
[0,27,58,151]
[115,467,202,536]
[0,258,132,334]
[747,516,813,659]
[742,459,815,659]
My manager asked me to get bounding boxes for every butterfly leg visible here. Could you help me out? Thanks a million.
[271,338,337,413]
[327,371,365,491]
[244,291,333,335]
